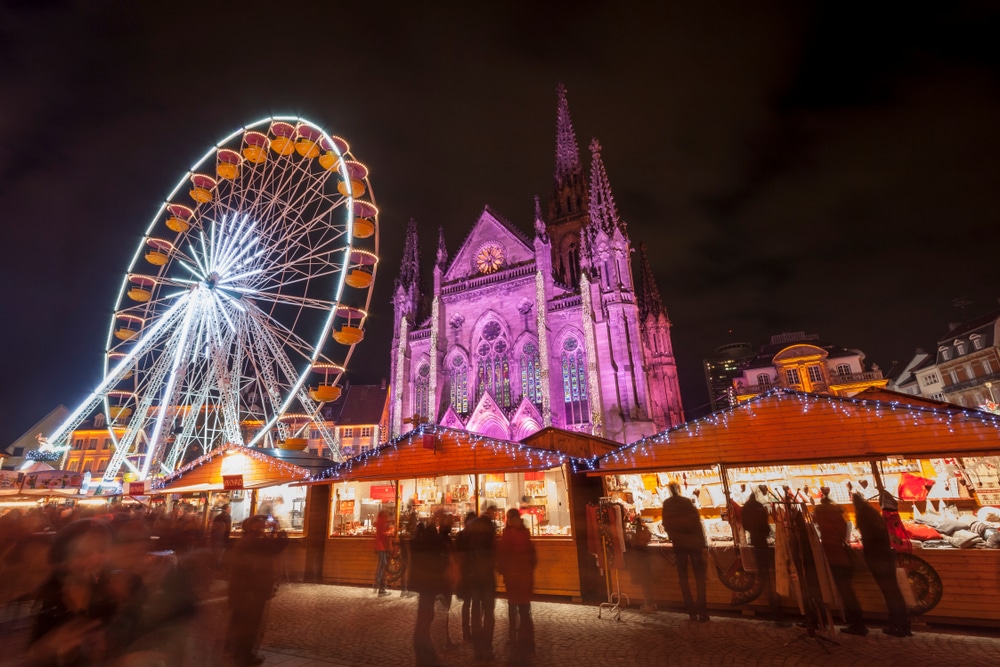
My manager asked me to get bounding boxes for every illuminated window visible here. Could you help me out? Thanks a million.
[97,459,107,473]
[68,461,80,472]
[88,439,97,450]
[74,439,83,450]
[955,340,966,355]
[785,368,801,386]
[807,366,823,384]
[984,359,994,375]
[756,374,771,389]
[93,413,105,428]
[562,337,589,424]
[939,346,951,361]
[342,427,354,438]
[449,356,469,415]
[922,373,940,385]
[520,342,542,408]
[102,439,111,450]
[361,427,372,438]
[414,363,431,419]
[476,321,512,408]
[83,460,93,473]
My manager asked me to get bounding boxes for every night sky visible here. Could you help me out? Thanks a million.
[3,1,999,446]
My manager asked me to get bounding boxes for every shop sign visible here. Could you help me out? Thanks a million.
[128,481,146,495]
[0,471,22,491]
[22,470,82,491]
[422,433,436,450]
[339,499,356,515]
[223,474,244,490]
[524,471,544,481]
[370,484,395,501]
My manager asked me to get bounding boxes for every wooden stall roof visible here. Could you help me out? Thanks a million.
[152,443,311,494]
[311,426,585,483]
[521,426,621,459]
[598,389,1000,473]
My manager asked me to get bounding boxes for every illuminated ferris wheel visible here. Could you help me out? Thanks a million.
[48,117,379,483]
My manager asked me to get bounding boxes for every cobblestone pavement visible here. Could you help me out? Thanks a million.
[4,584,999,666]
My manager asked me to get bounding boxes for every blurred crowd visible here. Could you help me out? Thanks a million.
[0,502,242,666]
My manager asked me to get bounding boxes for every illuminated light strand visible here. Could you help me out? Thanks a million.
[151,442,310,490]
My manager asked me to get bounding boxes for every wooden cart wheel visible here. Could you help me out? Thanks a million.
[897,552,943,616]
[731,572,764,605]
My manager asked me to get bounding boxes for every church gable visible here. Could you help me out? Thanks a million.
[510,396,543,440]
[443,208,535,282]
[439,405,465,430]
[465,391,511,439]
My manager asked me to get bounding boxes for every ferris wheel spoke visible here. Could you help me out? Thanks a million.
[244,300,322,365]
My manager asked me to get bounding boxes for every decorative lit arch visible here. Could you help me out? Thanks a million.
[471,312,513,409]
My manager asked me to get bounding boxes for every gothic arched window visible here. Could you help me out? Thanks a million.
[449,356,469,415]
[475,321,511,408]
[520,342,542,408]
[414,363,431,421]
[561,337,589,424]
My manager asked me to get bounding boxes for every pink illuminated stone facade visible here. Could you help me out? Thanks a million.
[390,86,684,443]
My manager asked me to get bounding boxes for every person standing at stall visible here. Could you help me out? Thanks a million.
[455,511,478,642]
[741,492,786,625]
[465,506,499,662]
[411,510,451,667]
[661,482,709,622]
[814,488,866,635]
[852,492,911,637]
[226,515,288,666]
[373,510,392,596]
[497,508,537,657]
[210,504,232,572]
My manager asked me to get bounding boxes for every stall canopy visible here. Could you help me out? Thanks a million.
[152,443,314,494]
[598,388,1000,473]
[521,427,621,460]
[311,426,592,483]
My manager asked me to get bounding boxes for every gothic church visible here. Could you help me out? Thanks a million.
[390,86,684,443]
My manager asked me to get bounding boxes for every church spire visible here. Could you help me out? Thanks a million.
[396,218,420,290]
[554,82,582,185]
[436,226,448,268]
[587,138,623,235]
[547,83,588,224]
[637,242,666,320]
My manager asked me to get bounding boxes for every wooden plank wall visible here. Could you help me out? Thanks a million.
[320,537,582,598]
[610,546,1000,626]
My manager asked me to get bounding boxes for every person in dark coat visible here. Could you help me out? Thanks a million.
[455,511,479,641]
[463,506,499,662]
[660,482,709,621]
[741,492,785,624]
[497,508,537,657]
[410,510,452,667]
[852,492,911,637]
[814,488,866,635]
[210,504,232,571]
[226,515,288,666]
[373,510,392,596]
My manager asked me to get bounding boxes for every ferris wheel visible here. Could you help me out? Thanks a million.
[48,117,379,483]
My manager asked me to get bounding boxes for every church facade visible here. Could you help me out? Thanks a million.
[389,86,684,444]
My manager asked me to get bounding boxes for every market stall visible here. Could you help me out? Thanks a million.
[594,388,1000,625]
[310,426,605,597]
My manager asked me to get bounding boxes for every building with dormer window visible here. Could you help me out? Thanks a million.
[733,332,886,403]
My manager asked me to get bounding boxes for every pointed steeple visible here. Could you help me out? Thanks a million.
[436,226,448,268]
[637,242,666,320]
[554,83,582,185]
[547,83,589,224]
[532,195,548,241]
[587,138,623,235]
[396,218,420,290]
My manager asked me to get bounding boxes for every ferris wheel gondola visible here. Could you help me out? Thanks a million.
[47,116,379,483]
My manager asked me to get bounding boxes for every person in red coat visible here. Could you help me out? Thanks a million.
[497,508,536,656]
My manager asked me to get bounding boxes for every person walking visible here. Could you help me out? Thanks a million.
[455,511,478,642]
[852,493,911,637]
[497,508,537,657]
[226,515,288,666]
[660,482,709,622]
[464,506,499,662]
[814,488,866,635]
[741,492,785,624]
[411,510,451,667]
[373,510,392,596]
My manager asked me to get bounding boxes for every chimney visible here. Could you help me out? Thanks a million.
[381,377,387,390]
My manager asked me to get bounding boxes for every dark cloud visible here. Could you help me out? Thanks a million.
[2,1,999,444]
